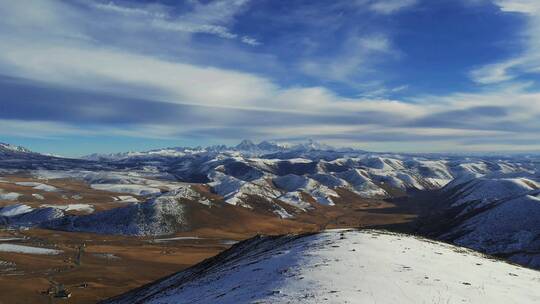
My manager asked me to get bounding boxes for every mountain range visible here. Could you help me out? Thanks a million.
[1,140,539,272]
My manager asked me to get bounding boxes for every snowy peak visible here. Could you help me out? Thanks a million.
[234,139,335,153]
[235,139,259,151]
[292,138,334,151]
[257,140,280,151]
[102,229,540,304]
[0,142,33,154]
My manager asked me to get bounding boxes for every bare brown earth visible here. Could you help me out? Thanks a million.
[0,229,233,304]
[0,176,424,304]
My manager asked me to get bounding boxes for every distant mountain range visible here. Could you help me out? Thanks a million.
[82,139,358,161]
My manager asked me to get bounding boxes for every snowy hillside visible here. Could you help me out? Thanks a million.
[0,205,64,227]
[43,188,193,235]
[0,142,99,170]
[102,229,540,304]
[0,143,33,154]
[421,173,540,268]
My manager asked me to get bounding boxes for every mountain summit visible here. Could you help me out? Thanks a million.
[235,139,259,151]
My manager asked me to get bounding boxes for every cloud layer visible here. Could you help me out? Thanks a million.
[0,0,539,153]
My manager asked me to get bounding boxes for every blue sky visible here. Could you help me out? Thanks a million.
[1,0,540,156]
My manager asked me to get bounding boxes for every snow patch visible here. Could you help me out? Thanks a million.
[41,204,94,213]
[152,236,202,242]
[32,193,45,200]
[0,191,22,201]
[0,244,61,255]
[91,184,162,196]
[116,196,139,203]
[15,182,58,192]
[0,204,33,217]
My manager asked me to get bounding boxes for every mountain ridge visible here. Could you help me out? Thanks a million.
[101,229,540,304]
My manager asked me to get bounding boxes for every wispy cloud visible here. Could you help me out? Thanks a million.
[90,0,258,44]
[300,35,395,82]
[470,59,523,84]
[470,0,540,84]
[241,36,261,46]
[364,0,418,15]
[92,1,168,18]
[494,0,540,14]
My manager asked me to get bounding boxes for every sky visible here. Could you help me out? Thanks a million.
[1,0,540,156]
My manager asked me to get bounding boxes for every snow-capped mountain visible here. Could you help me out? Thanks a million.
[101,229,540,304]
[0,142,34,155]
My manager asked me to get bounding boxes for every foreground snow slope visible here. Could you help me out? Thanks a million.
[102,230,540,304]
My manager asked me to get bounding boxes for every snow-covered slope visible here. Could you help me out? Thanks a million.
[0,142,98,170]
[273,174,338,205]
[447,192,540,268]
[102,229,540,304]
[0,204,33,217]
[0,206,64,227]
[0,143,33,155]
[421,173,540,268]
[448,175,538,207]
[43,189,189,235]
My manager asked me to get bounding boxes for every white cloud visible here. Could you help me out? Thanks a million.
[358,84,410,98]
[93,1,167,18]
[151,19,238,39]
[186,0,250,24]
[470,59,523,84]
[0,4,406,117]
[470,0,540,84]
[0,42,278,109]
[241,36,261,46]
[90,0,254,44]
[353,0,417,15]
[494,0,540,14]
[300,35,394,82]
[367,0,418,14]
